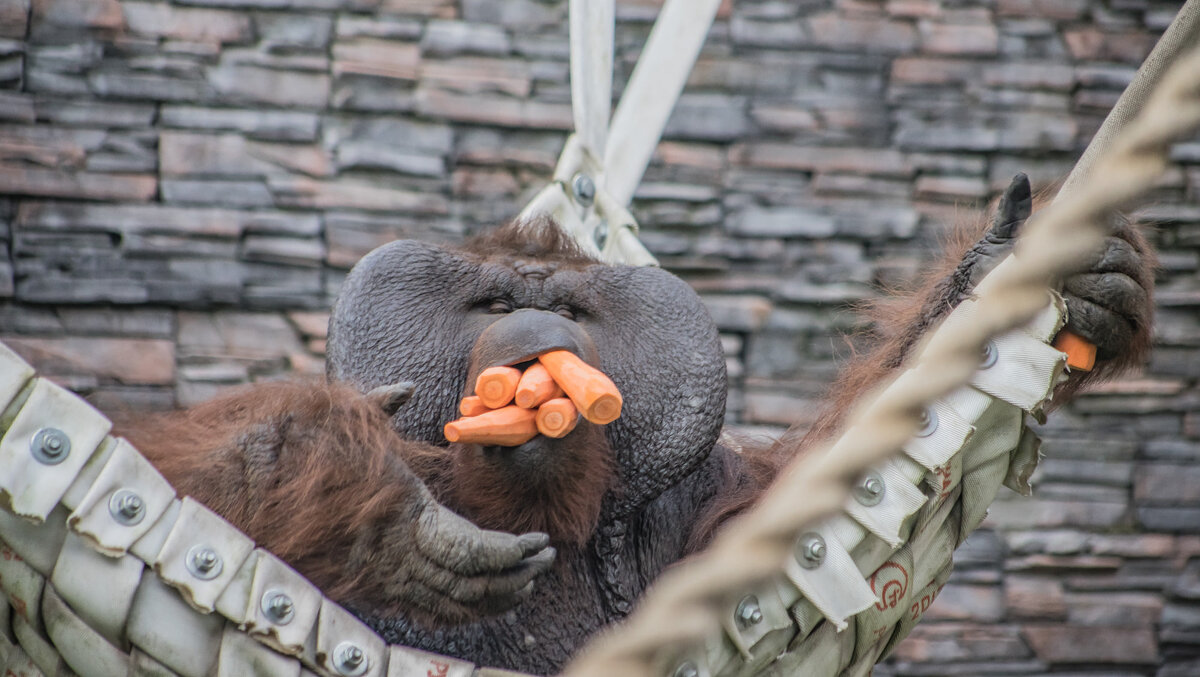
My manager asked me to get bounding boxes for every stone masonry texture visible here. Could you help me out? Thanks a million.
[1,0,1198,674]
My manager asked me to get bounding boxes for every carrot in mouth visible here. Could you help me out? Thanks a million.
[514,362,565,409]
[535,397,580,438]
[444,405,538,446]
[474,365,522,408]
[537,350,622,424]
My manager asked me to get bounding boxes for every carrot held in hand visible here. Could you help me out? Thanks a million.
[459,395,491,417]
[536,398,579,438]
[1053,330,1097,372]
[474,366,522,408]
[537,350,622,424]
[444,406,538,446]
[515,362,565,409]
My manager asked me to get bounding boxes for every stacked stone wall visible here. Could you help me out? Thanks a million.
[0,0,1197,673]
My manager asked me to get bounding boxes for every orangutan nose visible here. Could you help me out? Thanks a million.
[466,309,600,389]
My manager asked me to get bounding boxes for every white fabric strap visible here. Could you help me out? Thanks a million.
[603,0,722,206]
[568,0,613,161]
[782,528,876,631]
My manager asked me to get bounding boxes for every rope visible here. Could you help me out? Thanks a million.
[563,43,1200,677]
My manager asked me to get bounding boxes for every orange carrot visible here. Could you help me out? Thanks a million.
[515,362,565,409]
[459,395,491,417]
[536,398,579,438]
[444,406,538,446]
[1053,330,1097,372]
[474,366,522,409]
[537,350,622,424]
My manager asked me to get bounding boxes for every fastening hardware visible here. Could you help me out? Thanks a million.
[108,489,146,526]
[915,407,939,437]
[853,471,885,507]
[593,221,609,250]
[261,590,295,625]
[186,545,223,580]
[672,661,699,677]
[735,595,763,628]
[333,642,368,676]
[797,532,826,569]
[31,428,70,465]
[980,340,999,369]
[572,173,596,207]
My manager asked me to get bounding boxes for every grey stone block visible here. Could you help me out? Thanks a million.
[207,62,330,108]
[160,106,320,142]
[256,12,333,51]
[331,74,417,112]
[728,206,836,239]
[421,20,510,56]
[664,94,751,142]
[1136,507,1200,533]
[461,0,564,29]
[162,179,276,207]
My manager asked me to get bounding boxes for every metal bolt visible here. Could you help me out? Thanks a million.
[853,471,885,507]
[333,642,368,676]
[186,545,223,580]
[593,221,609,250]
[261,590,295,625]
[30,428,71,465]
[108,489,146,526]
[735,595,763,628]
[980,340,999,369]
[672,661,699,677]
[915,407,939,437]
[572,173,596,207]
[797,532,826,569]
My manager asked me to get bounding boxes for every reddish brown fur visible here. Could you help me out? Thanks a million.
[405,425,615,546]
[460,216,600,268]
[117,380,430,612]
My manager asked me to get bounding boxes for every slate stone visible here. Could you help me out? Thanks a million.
[160,106,319,142]
[162,179,275,207]
[420,19,510,56]
[728,206,837,239]
[256,12,333,51]
[207,63,330,108]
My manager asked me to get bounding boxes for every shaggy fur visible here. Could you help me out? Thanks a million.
[404,424,616,546]
[460,216,600,267]
[118,381,427,611]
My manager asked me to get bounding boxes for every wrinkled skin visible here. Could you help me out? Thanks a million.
[322,179,1154,675]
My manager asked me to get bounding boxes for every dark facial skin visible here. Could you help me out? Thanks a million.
[327,225,729,519]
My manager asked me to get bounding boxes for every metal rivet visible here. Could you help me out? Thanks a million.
[261,590,295,625]
[333,641,368,676]
[593,221,609,250]
[571,172,595,207]
[853,471,885,507]
[980,340,999,369]
[30,428,71,465]
[797,533,826,569]
[108,489,146,526]
[735,595,763,629]
[916,407,939,438]
[186,545,222,580]
[672,661,699,677]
